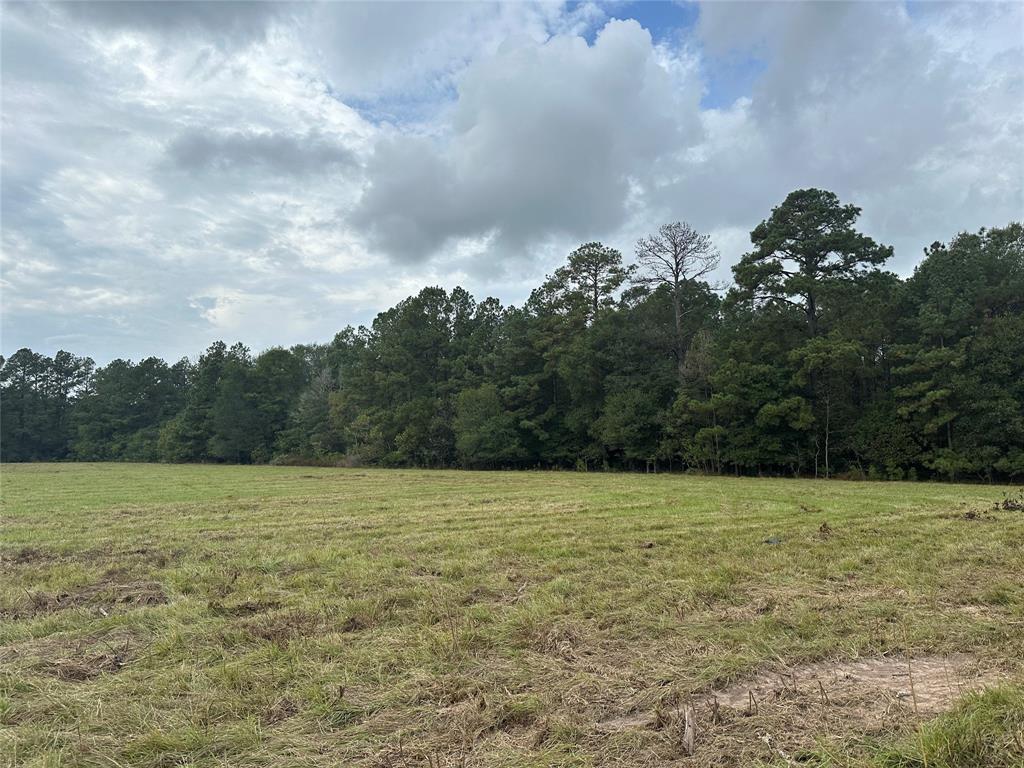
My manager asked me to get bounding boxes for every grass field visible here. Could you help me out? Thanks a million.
[2,464,1023,767]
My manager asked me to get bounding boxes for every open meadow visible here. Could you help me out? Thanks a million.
[1,463,1023,767]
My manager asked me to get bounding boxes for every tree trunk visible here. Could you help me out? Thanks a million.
[806,291,818,337]
[824,394,830,479]
[673,285,685,386]
[711,387,720,474]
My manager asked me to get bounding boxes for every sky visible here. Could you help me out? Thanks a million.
[2,0,1022,364]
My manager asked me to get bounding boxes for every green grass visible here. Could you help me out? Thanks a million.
[1,463,1022,767]
[875,686,1024,768]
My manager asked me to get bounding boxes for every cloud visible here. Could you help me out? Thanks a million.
[653,1,1024,272]
[190,287,320,343]
[351,19,703,262]
[53,1,292,48]
[306,1,604,109]
[165,129,356,176]
[1,1,1021,363]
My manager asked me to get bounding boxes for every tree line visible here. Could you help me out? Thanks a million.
[3,189,1022,481]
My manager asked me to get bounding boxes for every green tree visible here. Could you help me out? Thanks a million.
[74,357,185,460]
[279,368,344,459]
[543,242,631,323]
[594,389,662,468]
[895,224,1024,479]
[790,334,866,478]
[453,384,524,467]
[0,348,93,460]
[734,189,892,337]
[207,348,261,463]
[1,348,51,460]
[159,342,231,462]
[252,347,306,458]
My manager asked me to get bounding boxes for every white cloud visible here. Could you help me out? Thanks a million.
[351,19,703,262]
[659,1,1024,272]
[1,0,1021,362]
[305,1,606,109]
[191,288,319,343]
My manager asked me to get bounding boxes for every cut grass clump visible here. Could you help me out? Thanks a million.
[4,577,168,619]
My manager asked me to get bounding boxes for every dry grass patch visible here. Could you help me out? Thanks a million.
[3,575,168,619]
[3,627,143,685]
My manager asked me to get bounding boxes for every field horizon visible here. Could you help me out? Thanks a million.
[2,463,1023,767]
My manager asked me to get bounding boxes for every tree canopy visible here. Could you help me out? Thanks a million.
[3,191,1021,482]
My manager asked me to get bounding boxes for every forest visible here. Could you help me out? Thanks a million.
[2,189,1022,481]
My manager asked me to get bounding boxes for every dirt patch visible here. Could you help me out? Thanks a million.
[0,546,119,570]
[341,614,371,633]
[595,711,657,733]
[709,653,1000,713]
[1,544,181,571]
[121,546,183,568]
[412,565,444,579]
[582,654,1008,767]
[459,585,501,606]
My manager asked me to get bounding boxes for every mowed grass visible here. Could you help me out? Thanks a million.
[1,463,1022,767]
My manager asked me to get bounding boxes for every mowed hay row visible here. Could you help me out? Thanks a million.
[1,463,1023,767]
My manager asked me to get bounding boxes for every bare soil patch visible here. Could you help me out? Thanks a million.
[998,489,1024,511]
[381,651,1012,767]
[1,545,181,573]
[39,641,132,681]
[709,653,999,713]
[662,654,1006,765]
[568,654,1010,767]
